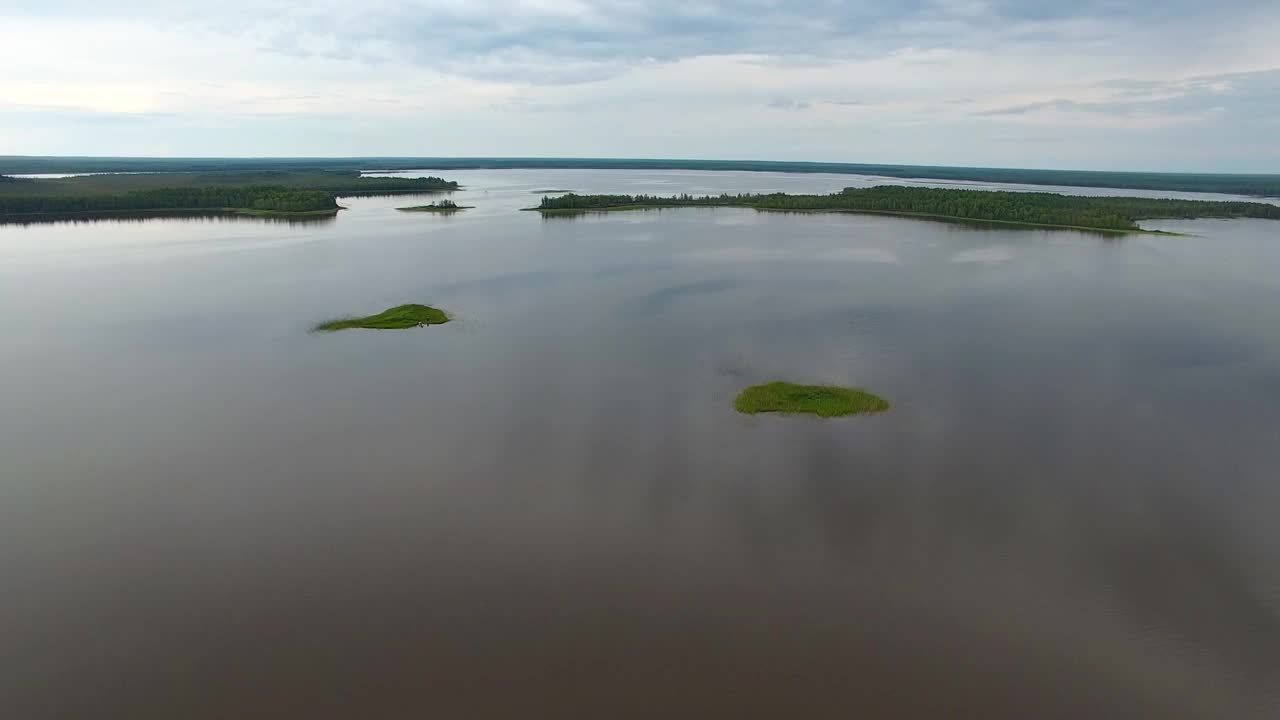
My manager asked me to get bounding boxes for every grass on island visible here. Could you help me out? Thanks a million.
[397,200,473,212]
[315,304,450,332]
[735,381,890,418]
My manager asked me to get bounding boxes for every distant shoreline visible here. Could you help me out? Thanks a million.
[4,157,1278,197]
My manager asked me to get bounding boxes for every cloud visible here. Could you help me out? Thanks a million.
[970,70,1280,129]
[768,97,811,111]
[974,100,1125,117]
[13,0,1269,85]
[0,104,180,124]
[1,2,1279,170]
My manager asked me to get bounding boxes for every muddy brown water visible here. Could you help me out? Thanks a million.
[2,170,1279,718]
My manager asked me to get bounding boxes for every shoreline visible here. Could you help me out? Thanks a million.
[0,206,343,221]
[6,157,1277,197]
[397,205,474,213]
[334,188,460,197]
[524,204,1181,235]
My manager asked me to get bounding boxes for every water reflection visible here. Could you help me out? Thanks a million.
[538,205,1140,238]
[0,210,338,228]
[1,170,1278,719]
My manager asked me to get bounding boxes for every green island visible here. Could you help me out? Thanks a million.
[397,199,472,212]
[527,186,1280,233]
[531,189,575,194]
[0,171,459,219]
[735,382,891,418]
[314,304,450,332]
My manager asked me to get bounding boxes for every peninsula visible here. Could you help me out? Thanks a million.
[528,186,1280,233]
[0,171,460,219]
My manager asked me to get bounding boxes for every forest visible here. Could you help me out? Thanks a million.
[534,186,1280,232]
[0,186,338,215]
[0,170,456,196]
[0,171,459,217]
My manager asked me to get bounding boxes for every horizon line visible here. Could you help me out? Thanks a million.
[2,155,1279,178]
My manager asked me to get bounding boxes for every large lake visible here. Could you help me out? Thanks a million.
[2,170,1279,718]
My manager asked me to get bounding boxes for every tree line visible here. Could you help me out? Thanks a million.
[0,186,338,215]
[306,173,459,195]
[537,186,1280,231]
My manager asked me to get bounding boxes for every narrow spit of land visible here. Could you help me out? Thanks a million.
[397,200,473,213]
[527,186,1280,233]
[0,171,460,218]
[735,382,890,417]
[315,304,450,332]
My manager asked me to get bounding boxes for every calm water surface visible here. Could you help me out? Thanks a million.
[2,170,1279,718]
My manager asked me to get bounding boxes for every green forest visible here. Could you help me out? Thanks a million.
[0,186,338,215]
[0,170,459,216]
[534,186,1280,231]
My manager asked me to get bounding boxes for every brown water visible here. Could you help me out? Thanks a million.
[2,170,1279,718]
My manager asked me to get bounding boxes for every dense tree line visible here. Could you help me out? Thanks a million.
[0,171,459,199]
[320,175,458,194]
[3,159,1276,196]
[537,186,1280,231]
[0,170,462,217]
[157,171,458,195]
[0,186,337,215]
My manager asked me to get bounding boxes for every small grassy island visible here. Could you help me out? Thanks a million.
[527,186,1280,233]
[397,199,473,212]
[531,189,575,194]
[735,382,890,418]
[315,304,450,332]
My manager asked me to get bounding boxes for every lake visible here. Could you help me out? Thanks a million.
[2,169,1279,718]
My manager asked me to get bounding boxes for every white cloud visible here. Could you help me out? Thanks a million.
[0,1,1278,170]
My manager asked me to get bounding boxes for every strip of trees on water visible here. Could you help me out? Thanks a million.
[537,186,1280,231]
[0,171,462,216]
[299,173,458,195]
[0,186,338,215]
[0,169,456,197]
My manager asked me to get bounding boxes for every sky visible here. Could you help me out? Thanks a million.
[2,0,1279,172]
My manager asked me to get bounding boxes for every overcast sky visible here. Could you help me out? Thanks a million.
[3,1,1278,171]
